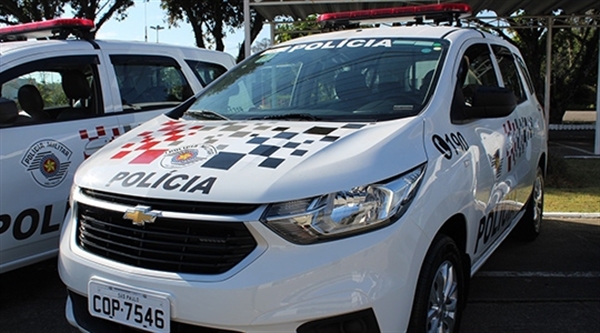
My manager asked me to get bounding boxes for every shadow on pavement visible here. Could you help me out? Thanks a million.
[462,218,600,333]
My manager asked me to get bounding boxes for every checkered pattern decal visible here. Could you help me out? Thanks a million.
[110,120,368,170]
[79,125,132,158]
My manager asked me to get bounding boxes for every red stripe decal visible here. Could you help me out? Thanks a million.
[111,151,130,159]
[130,150,167,164]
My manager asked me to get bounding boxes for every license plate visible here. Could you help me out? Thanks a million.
[88,280,170,333]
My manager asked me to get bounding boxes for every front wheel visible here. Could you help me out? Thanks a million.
[515,166,544,241]
[408,235,465,333]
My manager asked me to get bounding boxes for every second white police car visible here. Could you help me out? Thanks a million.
[0,19,235,273]
[59,4,547,333]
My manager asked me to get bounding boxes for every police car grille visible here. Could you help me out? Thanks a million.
[76,203,257,275]
[81,188,259,215]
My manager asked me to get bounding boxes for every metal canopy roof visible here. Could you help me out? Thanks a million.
[250,0,600,21]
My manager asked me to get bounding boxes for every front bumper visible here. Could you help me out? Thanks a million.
[59,206,429,332]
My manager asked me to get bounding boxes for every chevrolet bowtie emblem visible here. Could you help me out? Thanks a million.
[123,205,159,226]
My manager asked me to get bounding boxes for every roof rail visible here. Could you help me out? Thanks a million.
[318,3,472,30]
[0,18,95,42]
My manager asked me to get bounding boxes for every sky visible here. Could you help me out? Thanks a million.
[89,0,270,58]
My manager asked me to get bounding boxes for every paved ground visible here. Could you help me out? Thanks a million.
[0,217,598,332]
[462,218,600,332]
[549,129,597,158]
[550,111,598,157]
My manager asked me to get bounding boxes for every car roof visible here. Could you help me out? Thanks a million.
[0,38,235,67]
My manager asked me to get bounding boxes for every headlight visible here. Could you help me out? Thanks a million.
[261,164,426,244]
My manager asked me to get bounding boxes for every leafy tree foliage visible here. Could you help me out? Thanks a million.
[275,14,320,43]
[0,0,65,24]
[0,0,135,35]
[251,37,271,54]
[69,0,135,34]
[160,0,263,61]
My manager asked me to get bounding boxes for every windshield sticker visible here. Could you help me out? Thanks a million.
[287,39,392,52]
[21,139,72,188]
[256,52,278,63]
[110,120,369,171]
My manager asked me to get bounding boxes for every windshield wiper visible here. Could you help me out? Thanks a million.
[184,110,229,121]
[251,113,321,121]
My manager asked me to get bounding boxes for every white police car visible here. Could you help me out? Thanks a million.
[0,19,235,273]
[59,4,547,333]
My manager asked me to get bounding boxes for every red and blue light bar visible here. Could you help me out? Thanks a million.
[318,3,472,25]
[0,18,95,41]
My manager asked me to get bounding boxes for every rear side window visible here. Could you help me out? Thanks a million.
[492,45,526,104]
[515,55,535,95]
[110,55,193,111]
[185,60,228,87]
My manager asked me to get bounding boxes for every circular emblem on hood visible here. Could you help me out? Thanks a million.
[160,144,217,169]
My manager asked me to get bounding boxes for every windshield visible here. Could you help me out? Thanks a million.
[183,38,448,122]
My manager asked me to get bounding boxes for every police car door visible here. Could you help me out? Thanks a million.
[0,52,122,272]
[490,44,541,216]
[447,42,518,265]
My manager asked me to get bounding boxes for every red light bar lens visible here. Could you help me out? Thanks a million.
[0,18,95,40]
[317,3,472,24]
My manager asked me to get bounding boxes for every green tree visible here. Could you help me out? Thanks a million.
[69,0,134,34]
[275,14,320,43]
[235,8,264,62]
[0,0,135,36]
[161,0,263,61]
[0,0,65,24]
[251,37,271,54]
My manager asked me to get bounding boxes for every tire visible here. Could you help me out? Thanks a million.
[514,166,544,241]
[408,235,465,333]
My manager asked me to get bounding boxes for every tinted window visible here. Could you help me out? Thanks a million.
[514,55,535,95]
[185,60,228,87]
[0,56,101,126]
[111,55,193,111]
[461,44,499,105]
[492,45,526,104]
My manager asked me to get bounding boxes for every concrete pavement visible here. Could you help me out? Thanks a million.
[1,217,598,333]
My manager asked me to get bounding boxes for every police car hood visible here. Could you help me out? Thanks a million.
[75,115,426,203]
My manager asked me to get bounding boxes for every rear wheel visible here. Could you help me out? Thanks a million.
[408,235,465,333]
[515,166,544,241]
